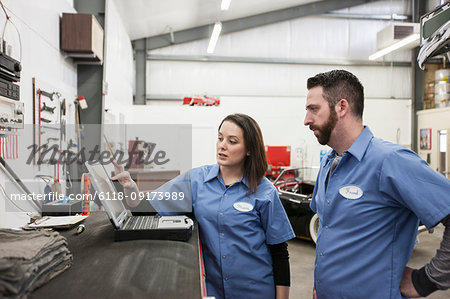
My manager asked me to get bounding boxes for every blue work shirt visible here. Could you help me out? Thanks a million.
[311,126,450,299]
[152,164,295,299]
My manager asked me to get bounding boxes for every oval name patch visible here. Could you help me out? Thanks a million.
[233,202,253,212]
[339,185,363,200]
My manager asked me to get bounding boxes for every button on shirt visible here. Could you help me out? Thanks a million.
[193,164,294,299]
[311,127,450,299]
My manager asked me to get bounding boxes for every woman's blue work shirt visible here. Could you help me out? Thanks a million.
[150,164,295,299]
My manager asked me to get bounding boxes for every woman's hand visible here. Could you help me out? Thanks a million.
[276,285,289,299]
[110,159,140,207]
[111,159,135,189]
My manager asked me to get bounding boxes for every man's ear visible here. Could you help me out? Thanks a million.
[336,99,350,117]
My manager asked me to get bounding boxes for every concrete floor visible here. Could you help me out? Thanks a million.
[288,224,450,299]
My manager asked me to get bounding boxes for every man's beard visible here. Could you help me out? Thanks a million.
[310,109,338,145]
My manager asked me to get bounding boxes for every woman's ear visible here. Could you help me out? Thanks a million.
[246,152,250,156]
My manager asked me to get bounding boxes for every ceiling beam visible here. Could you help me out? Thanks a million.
[320,12,410,21]
[147,54,412,67]
[135,0,381,50]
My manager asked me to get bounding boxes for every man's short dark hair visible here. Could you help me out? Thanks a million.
[307,70,364,119]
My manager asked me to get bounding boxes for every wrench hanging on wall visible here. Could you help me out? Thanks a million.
[36,89,61,101]
[41,102,56,113]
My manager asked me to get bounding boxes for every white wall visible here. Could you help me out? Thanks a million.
[125,96,411,177]
[146,1,413,100]
[124,0,414,174]
[146,62,412,100]
[417,107,450,172]
[0,0,78,228]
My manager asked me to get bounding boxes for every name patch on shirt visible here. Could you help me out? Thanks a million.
[339,185,363,200]
[233,202,254,212]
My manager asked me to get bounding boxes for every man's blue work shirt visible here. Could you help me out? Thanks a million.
[311,126,450,299]
[152,164,295,299]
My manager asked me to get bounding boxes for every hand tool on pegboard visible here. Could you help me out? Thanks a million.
[36,89,60,101]
[41,102,56,113]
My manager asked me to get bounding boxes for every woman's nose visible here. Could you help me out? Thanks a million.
[218,139,226,149]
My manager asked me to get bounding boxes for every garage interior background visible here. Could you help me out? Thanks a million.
[0,0,448,227]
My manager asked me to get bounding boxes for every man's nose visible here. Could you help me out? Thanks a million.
[304,113,312,126]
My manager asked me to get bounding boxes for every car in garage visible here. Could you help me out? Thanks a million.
[273,167,319,243]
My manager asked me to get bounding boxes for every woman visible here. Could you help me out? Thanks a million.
[113,113,294,299]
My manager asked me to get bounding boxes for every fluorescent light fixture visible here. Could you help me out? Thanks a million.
[369,33,420,60]
[207,22,222,54]
[221,0,231,11]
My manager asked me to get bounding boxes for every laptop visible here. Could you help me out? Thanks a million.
[84,162,193,242]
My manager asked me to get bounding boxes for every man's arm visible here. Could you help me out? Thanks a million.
[401,214,450,297]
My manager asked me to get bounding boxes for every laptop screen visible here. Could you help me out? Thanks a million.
[85,162,127,228]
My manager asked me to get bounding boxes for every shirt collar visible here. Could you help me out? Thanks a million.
[346,126,373,161]
[204,164,221,183]
[240,177,250,189]
[326,126,373,162]
[204,164,250,188]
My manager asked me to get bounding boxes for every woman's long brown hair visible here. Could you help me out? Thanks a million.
[219,114,267,194]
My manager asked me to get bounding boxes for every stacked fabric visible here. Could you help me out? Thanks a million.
[0,229,72,298]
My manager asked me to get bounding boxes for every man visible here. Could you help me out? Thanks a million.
[304,70,449,299]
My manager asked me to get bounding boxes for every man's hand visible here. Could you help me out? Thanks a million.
[313,287,317,299]
[400,266,421,298]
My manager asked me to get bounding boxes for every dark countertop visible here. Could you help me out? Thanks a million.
[30,211,202,299]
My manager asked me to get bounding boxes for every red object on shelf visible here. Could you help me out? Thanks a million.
[265,145,291,180]
[182,95,220,106]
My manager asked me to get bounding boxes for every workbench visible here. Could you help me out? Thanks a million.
[30,211,203,299]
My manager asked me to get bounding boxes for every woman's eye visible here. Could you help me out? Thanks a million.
[229,140,237,144]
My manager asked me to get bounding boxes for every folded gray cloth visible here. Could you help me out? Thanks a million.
[0,228,73,298]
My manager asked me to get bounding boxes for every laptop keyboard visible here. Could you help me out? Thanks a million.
[123,216,159,230]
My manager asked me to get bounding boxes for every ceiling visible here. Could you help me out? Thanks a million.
[113,0,319,40]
